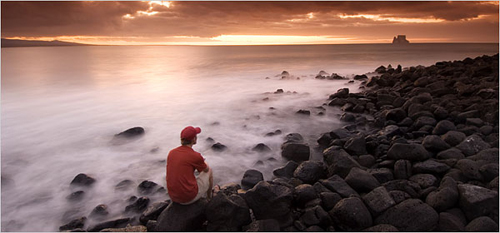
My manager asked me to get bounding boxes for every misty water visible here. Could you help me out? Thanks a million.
[2,43,498,231]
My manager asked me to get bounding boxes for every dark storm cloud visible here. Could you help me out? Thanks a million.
[1,1,498,41]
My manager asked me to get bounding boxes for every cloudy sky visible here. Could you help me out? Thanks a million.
[2,1,499,45]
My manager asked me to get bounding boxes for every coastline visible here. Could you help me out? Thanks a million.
[59,53,499,232]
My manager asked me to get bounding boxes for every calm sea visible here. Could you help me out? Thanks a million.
[1,43,498,231]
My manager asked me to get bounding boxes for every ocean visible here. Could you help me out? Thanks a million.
[1,43,498,231]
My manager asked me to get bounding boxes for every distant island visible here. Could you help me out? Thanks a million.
[1,38,89,48]
[392,35,410,44]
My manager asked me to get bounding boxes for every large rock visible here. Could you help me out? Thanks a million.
[413,116,437,129]
[394,159,412,180]
[293,161,327,184]
[114,127,145,138]
[137,180,158,195]
[409,174,438,189]
[320,175,358,198]
[425,176,458,212]
[422,135,450,152]
[345,167,380,193]
[385,108,407,123]
[60,217,86,231]
[387,143,430,161]
[455,159,483,180]
[375,199,439,231]
[437,212,466,231]
[455,134,491,156]
[468,148,499,163]
[412,159,450,174]
[241,169,264,190]
[281,143,310,162]
[70,173,96,187]
[457,184,499,221]
[437,148,465,160]
[205,193,251,231]
[441,131,466,146]
[139,201,170,225]
[88,218,131,232]
[465,216,499,232]
[329,197,372,231]
[344,135,367,156]
[273,161,299,178]
[432,120,456,135]
[293,184,318,207]
[362,186,396,216]
[323,147,361,178]
[244,181,293,227]
[155,199,208,231]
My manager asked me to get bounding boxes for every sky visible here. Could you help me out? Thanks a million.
[1,1,499,45]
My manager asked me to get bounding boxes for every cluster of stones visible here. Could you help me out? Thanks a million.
[60,54,498,232]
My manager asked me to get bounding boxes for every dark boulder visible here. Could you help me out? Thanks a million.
[329,197,372,231]
[422,135,450,152]
[243,219,280,231]
[480,163,499,182]
[329,88,349,99]
[425,176,459,212]
[375,199,439,231]
[273,161,299,178]
[385,108,407,123]
[88,218,131,232]
[345,167,380,193]
[437,212,466,231]
[212,142,228,152]
[409,174,438,189]
[369,168,394,184]
[387,143,430,161]
[125,196,149,213]
[412,159,450,174]
[455,159,483,180]
[115,180,135,191]
[455,134,491,156]
[244,181,293,227]
[393,160,412,180]
[362,186,396,216]
[252,143,271,153]
[90,204,109,219]
[155,199,208,231]
[241,169,264,190]
[281,143,310,162]
[432,120,456,135]
[458,184,499,221]
[293,184,318,207]
[293,161,327,184]
[320,192,342,211]
[344,135,367,156]
[60,217,87,231]
[67,191,85,202]
[205,193,251,231]
[137,180,158,195]
[441,131,467,146]
[70,173,96,187]
[383,180,421,198]
[323,147,361,178]
[437,148,465,160]
[413,116,437,129]
[465,216,499,232]
[296,109,311,116]
[114,127,145,138]
[468,147,499,163]
[139,201,170,225]
[320,175,359,198]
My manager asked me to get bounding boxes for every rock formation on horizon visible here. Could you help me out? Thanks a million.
[392,35,410,44]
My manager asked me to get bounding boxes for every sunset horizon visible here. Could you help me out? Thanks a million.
[2,1,499,46]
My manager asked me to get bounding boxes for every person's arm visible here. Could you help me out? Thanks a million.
[202,162,210,173]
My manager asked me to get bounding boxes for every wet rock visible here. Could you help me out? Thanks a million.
[458,183,499,221]
[455,134,491,156]
[206,193,251,231]
[329,197,372,231]
[323,148,361,178]
[363,224,399,232]
[137,180,158,195]
[330,128,352,139]
[115,180,134,191]
[67,191,85,202]
[362,186,396,216]
[409,174,438,189]
[293,161,327,184]
[425,176,459,212]
[413,159,450,174]
[252,143,271,153]
[293,184,318,207]
[281,143,310,162]
[465,216,499,231]
[437,148,465,160]
[345,167,380,193]
[60,217,87,231]
[432,120,456,135]
[244,181,293,227]
[375,199,438,231]
[114,127,145,138]
[155,199,208,231]
[394,160,412,180]
[243,219,280,231]
[88,218,131,232]
[90,204,109,219]
[422,135,450,152]
[344,135,367,156]
[273,161,299,178]
[100,225,147,232]
[139,201,170,225]
[385,108,407,123]
[211,142,228,152]
[241,169,264,190]
[317,133,332,147]
[340,112,356,122]
[320,175,358,198]
[329,88,349,99]
[320,192,342,211]
[388,143,430,161]
[125,196,149,213]
[70,173,96,187]
[437,212,466,231]
[296,109,311,115]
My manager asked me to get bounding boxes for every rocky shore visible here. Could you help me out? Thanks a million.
[60,54,499,232]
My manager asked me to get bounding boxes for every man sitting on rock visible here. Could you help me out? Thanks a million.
[166,126,214,204]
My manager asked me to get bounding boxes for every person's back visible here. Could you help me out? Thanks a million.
[166,126,213,205]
